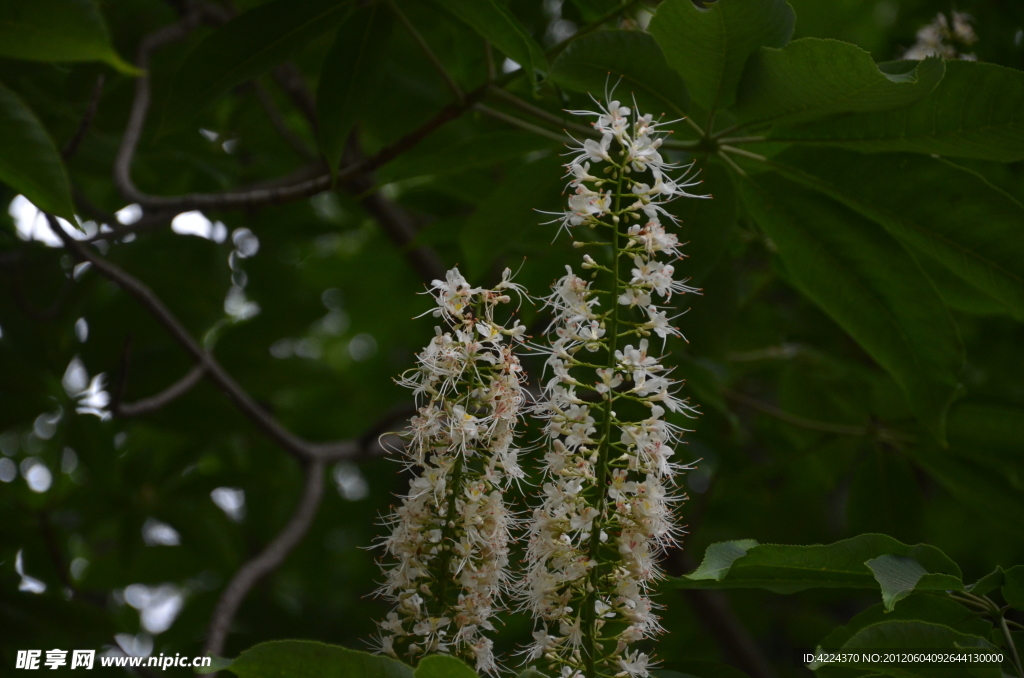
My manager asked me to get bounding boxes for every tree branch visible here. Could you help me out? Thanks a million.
[203,458,325,658]
[723,389,869,437]
[722,388,917,444]
[62,74,105,162]
[48,215,360,462]
[114,363,207,417]
[682,585,780,678]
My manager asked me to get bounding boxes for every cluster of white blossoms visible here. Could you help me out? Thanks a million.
[521,98,701,678]
[904,11,977,61]
[374,268,529,674]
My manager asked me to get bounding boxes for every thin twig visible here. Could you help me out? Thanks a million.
[271,63,319,131]
[721,145,768,162]
[717,150,747,178]
[487,86,594,137]
[388,0,463,103]
[674,553,778,678]
[49,215,359,462]
[62,75,105,161]
[545,0,643,59]
[723,389,917,443]
[475,103,572,144]
[204,458,325,657]
[251,81,317,161]
[114,364,207,417]
[723,389,870,436]
[1001,614,1024,677]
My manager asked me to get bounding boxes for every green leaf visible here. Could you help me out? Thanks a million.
[738,173,963,442]
[905,446,1024,538]
[0,0,138,74]
[549,30,691,122]
[648,0,794,114]
[656,662,753,678]
[432,0,547,86]
[195,656,234,674]
[847,448,922,544]
[770,61,1024,162]
[415,655,477,678]
[947,404,1024,454]
[378,131,556,184]
[459,154,564,277]
[224,640,414,678]
[516,670,550,678]
[769,148,1024,319]
[316,3,394,171]
[817,594,993,657]
[735,39,944,126]
[967,568,1004,597]
[0,81,75,220]
[676,534,964,610]
[916,255,1016,320]
[1003,565,1024,610]
[668,162,736,282]
[685,539,759,581]
[865,555,934,611]
[161,0,354,134]
[834,621,1000,678]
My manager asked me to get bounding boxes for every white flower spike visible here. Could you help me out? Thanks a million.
[375,268,530,674]
[522,98,703,678]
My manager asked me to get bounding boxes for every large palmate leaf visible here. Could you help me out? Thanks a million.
[0,0,137,73]
[211,640,414,678]
[675,534,963,611]
[735,39,944,127]
[0,81,75,220]
[432,0,547,85]
[770,60,1024,161]
[739,174,963,442]
[770,148,1024,319]
[316,3,394,171]
[648,0,794,114]
[161,0,354,134]
[549,30,692,122]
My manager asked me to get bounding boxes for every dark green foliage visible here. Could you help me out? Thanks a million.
[316,3,394,171]
[2,0,1024,677]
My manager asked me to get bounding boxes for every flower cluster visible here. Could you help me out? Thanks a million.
[904,11,977,61]
[522,98,701,678]
[374,268,529,674]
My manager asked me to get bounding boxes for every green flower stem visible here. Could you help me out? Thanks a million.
[431,451,465,618]
[582,158,627,678]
